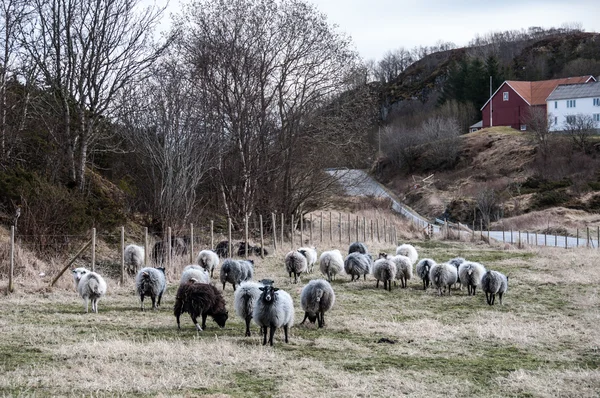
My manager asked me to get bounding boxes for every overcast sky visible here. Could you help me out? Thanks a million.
[151,0,600,61]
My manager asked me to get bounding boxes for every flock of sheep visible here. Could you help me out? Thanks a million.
[69,241,509,346]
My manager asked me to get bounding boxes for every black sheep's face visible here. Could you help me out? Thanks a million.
[307,313,318,323]
[259,285,279,302]
[378,252,388,259]
[214,311,228,328]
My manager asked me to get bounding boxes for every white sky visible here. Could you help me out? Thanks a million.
[149,0,600,61]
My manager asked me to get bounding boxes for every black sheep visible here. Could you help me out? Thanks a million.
[174,282,229,331]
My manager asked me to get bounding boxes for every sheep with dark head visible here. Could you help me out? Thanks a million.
[124,244,144,276]
[348,242,368,255]
[319,249,344,281]
[372,258,397,291]
[298,247,318,273]
[253,284,294,346]
[429,262,458,296]
[481,270,509,305]
[174,282,228,331]
[220,259,254,290]
[300,279,335,328]
[458,261,486,296]
[234,279,274,336]
[344,252,372,281]
[285,250,307,284]
[135,267,166,311]
[416,259,436,290]
[196,250,219,278]
[72,267,107,313]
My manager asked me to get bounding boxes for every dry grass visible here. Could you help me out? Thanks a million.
[1,237,600,397]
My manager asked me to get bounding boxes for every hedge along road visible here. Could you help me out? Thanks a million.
[327,168,598,249]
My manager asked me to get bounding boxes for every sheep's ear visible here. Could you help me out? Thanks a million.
[259,287,265,291]
[273,287,280,292]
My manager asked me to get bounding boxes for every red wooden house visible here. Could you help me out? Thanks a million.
[480,76,596,131]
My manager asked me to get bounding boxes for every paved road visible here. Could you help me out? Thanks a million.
[328,168,598,248]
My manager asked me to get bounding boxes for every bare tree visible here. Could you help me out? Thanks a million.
[526,106,553,161]
[374,47,413,83]
[21,0,165,190]
[563,114,598,154]
[476,188,498,228]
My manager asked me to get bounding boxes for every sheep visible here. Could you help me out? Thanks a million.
[233,279,274,336]
[396,244,418,265]
[416,258,437,290]
[135,267,167,311]
[300,279,335,328]
[237,242,269,257]
[285,250,308,284]
[481,270,509,305]
[220,259,254,290]
[429,262,458,296]
[72,267,107,313]
[344,252,372,281]
[152,237,187,265]
[180,264,210,285]
[196,250,219,278]
[458,261,486,296]
[253,284,295,346]
[372,258,397,291]
[389,254,413,288]
[448,257,466,288]
[319,249,344,281]
[348,241,368,255]
[214,240,231,258]
[124,244,145,276]
[298,247,318,273]
[174,282,229,331]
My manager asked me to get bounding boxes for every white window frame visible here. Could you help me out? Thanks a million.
[554,116,557,125]
[503,92,509,101]
[554,101,557,109]
[594,98,600,106]
[566,115,576,124]
[594,114,600,122]
[567,99,576,108]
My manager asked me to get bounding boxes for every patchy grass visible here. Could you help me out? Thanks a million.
[1,239,600,397]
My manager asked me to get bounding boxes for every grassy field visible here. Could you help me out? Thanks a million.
[1,239,600,397]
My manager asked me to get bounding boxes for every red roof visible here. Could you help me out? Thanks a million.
[505,76,595,105]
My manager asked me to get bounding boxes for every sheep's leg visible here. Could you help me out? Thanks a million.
[294,273,298,284]
[319,312,325,328]
[151,295,157,310]
[363,274,367,281]
[283,324,289,343]
[157,292,163,307]
[201,314,208,330]
[92,298,97,313]
[140,294,145,311]
[192,315,202,331]
[85,299,89,313]
[233,283,236,291]
[176,314,181,330]
[262,326,268,345]
[211,269,214,278]
[300,312,309,325]
[498,292,503,305]
[376,280,380,288]
[447,285,451,296]
[245,316,252,336]
[269,325,277,346]
[222,282,226,290]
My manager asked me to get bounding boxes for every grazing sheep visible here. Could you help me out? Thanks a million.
[396,244,418,265]
[416,259,437,290]
[180,264,210,285]
[429,262,458,296]
[448,257,466,288]
[234,279,274,336]
[458,261,486,296]
[124,244,145,276]
[319,249,344,281]
[196,250,219,278]
[298,247,318,273]
[237,242,270,257]
[389,254,413,288]
[72,267,107,313]
[152,237,187,265]
[174,282,229,331]
[348,242,368,255]
[285,250,308,284]
[481,270,509,305]
[214,240,231,258]
[372,258,397,291]
[220,259,254,290]
[344,252,372,281]
[135,267,167,311]
[300,279,335,328]
[253,284,295,346]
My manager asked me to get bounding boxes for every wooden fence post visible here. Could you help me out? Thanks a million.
[260,215,264,258]
[120,226,125,285]
[91,227,96,272]
[245,214,249,258]
[300,216,304,245]
[228,219,232,258]
[383,219,387,243]
[320,212,323,244]
[167,227,172,268]
[377,218,380,242]
[190,223,194,264]
[309,214,313,245]
[144,227,149,265]
[370,219,373,242]
[347,213,351,244]
[576,228,579,248]
[272,213,277,252]
[363,217,366,242]
[329,211,332,243]
[291,214,295,249]
[338,212,342,244]
[281,213,284,250]
[210,220,214,250]
[8,226,14,293]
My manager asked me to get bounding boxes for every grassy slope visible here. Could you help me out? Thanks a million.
[1,238,600,397]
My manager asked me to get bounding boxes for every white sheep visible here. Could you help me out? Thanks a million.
[135,267,167,311]
[234,279,274,336]
[253,284,295,346]
[300,279,335,328]
[285,250,308,284]
[481,270,509,305]
[416,258,436,290]
[448,257,466,289]
[396,244,418,265]
[124,244,145,276]
[372,258,397,291]
[298,247,318,273]
[196,249,219,278]
[181,264,210,285]
[319,249,344,281]
[72,267,107,313]
[458,261,486,296]
[429,262,458,296]
[389,254,413,288]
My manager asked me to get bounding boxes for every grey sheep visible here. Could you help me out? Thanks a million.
[319,249,344,281]
[448,257,466,288]
[429,262,458,296]
[253,284,295,346]
[298,247,318,273]
[72,267,107,313]
[372,258,397,291]
[234,279,274,336]
[396,244,418,265]
[348,241,368,255]
[481,270,509,305]
[416,259,437,290]
[181,264,210,285]
[124,244,145,276]
[196,250,219,278]
[135,267,167,311]
[458,261,486,296]
[285,250,308,284]
[220,259,254,290]
[389,254,413,288]
[344,252,372,281]
[300,279,335,328]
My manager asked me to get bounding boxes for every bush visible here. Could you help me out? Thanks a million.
[531,190,571,209]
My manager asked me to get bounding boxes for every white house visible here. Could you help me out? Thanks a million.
[546,81,600,132]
